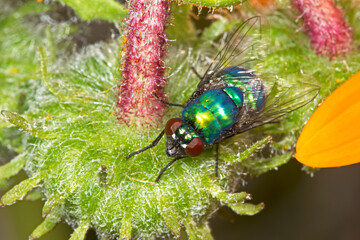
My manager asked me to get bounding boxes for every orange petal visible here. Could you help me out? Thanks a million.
[295,71,360,168]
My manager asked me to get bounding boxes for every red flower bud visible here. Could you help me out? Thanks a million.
[292,0,353,58]
[117,0,170,126]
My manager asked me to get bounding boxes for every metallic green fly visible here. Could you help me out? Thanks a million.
[126,16,319,182]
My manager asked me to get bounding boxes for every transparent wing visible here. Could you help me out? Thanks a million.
[214,73,320,142]
[256,74,319,124]
[186,16,262,105]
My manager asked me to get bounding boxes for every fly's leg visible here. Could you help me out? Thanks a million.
[126,130,165,159]
[152,92,185,108]
[191,66,202,79]
[155,156,184,182]
[215,143,219,177]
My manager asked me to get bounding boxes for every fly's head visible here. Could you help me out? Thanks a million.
[164,118,204,158]
[165,135,186,157]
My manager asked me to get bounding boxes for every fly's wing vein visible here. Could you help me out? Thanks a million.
[186,16,261,105]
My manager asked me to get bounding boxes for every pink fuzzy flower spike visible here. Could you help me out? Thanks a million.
[292,0,353,59]
[118,0,170,126]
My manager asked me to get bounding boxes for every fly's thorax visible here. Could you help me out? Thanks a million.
[218,66,266,111]
[182,88,242,144]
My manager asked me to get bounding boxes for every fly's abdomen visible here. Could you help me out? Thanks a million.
[219,66,266,111]
[182,88,243,143]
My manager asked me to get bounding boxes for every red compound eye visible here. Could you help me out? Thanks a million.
[186,137,204,157]
[165,118,183,135]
